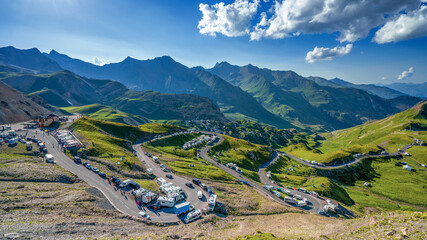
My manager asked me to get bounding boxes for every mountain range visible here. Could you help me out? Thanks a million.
[0,46,423,130]
[377,82,427,99]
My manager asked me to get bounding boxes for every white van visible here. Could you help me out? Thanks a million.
[45,154,55,163]
[197,191,203,199]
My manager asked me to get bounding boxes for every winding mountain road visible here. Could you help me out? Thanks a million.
[199,134,326,214]
[280,148,405,170]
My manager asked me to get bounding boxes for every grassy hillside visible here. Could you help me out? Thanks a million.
[143,133,235,181]
[209,135,272,182]
[69,117,184,167]
[28,89,71,107]
[272,101,427,213]
[62,104,148,125]
[283,100,427,165]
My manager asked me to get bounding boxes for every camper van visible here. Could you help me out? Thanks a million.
[184,209,202,224]
[45,154,55,163]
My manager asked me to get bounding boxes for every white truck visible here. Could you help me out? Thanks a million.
[297,200,307,207]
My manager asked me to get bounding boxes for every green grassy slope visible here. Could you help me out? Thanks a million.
[283,100,427,164]
[28,89,71,107]
[273,101,427,213]
[69,117,184,168]
[209,135,272,182]
[62,104,149,125]
[143,134,235,181]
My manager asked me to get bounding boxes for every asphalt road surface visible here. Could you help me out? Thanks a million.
[281,151,401,170]
[10,123,207,223]
[199,134,326,214]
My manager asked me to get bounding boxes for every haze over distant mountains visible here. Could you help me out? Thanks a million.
[0,46,423,130]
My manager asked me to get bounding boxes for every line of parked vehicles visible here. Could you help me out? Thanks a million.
[264,184,319,208]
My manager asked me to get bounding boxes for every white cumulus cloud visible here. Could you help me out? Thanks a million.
[92,56,107,66]
[199,0,425,44]
[198,0,260,37]
[374,5,427,44]
[251,0,421,42]
[305,44,353,63]
[398,67,415,80]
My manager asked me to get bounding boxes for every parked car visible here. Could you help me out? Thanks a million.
[111,177,121,185]
[166,174,173,179]
[192,178,201,185]
[92,167,99,173]
[137,211,150,220]
[98,172,106,178]
[73,156,81,163]
[85,164,92,170]
[185,182,194,188]
[129,182,140,190]
[201,183,207,190]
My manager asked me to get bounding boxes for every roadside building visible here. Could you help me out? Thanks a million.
[37,114,59,127]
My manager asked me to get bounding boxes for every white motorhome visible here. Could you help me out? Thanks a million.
[141,192,156,204]
[157,177,167,186]
[184,209,202,224]
[168,193,185,202]
[284,196,297,204]
[297,201,307,207]
[45,154,55,163]
[133,188,147,198]
[160,182,174,193]
[157,196,175,208]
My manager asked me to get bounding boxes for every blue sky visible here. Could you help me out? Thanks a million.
[0,0,426,84]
